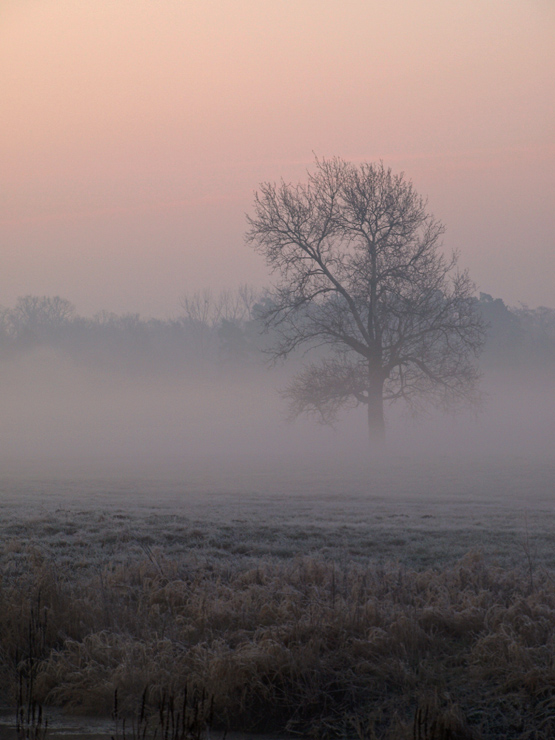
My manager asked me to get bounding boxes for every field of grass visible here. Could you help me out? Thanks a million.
[1,456,555,739]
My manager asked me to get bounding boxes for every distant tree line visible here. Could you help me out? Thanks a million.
[0,288,264,376]
[0,290,553,378]
[478,293,555,372]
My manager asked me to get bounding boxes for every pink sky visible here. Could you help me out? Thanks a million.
[1,0,554,315]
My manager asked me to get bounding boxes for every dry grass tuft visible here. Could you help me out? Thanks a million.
[2,524,555,737]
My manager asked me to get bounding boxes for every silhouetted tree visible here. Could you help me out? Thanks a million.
[7,295,76,343]
[246,157,486,443]
[179,285,260,367]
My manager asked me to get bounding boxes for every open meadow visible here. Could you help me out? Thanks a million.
[1,454,555,740]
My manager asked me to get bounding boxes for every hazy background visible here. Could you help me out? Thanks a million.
[1,1,554,486]
[0,294,553,483]
[2,0,554,316]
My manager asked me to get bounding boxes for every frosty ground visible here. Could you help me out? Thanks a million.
[1,454,555,739]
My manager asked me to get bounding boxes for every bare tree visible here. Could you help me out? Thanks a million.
[179,285,260,367]
[246,157,485,443]
[7,295,76,339]
[180,285,259,327]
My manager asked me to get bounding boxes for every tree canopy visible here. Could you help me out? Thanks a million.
[246,157,486,442]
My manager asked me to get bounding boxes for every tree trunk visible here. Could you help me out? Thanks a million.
[367,376,385,446]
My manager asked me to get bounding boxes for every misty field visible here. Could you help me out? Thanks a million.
[1,458,555,740]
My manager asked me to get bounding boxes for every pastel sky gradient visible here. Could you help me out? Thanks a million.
[2,0,554,315]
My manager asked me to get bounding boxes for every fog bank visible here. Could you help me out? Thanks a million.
[0,348,553,499]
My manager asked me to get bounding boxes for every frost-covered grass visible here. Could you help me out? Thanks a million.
[1,462,555,739]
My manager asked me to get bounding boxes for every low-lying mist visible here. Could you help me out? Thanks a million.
[0,345,553,502]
